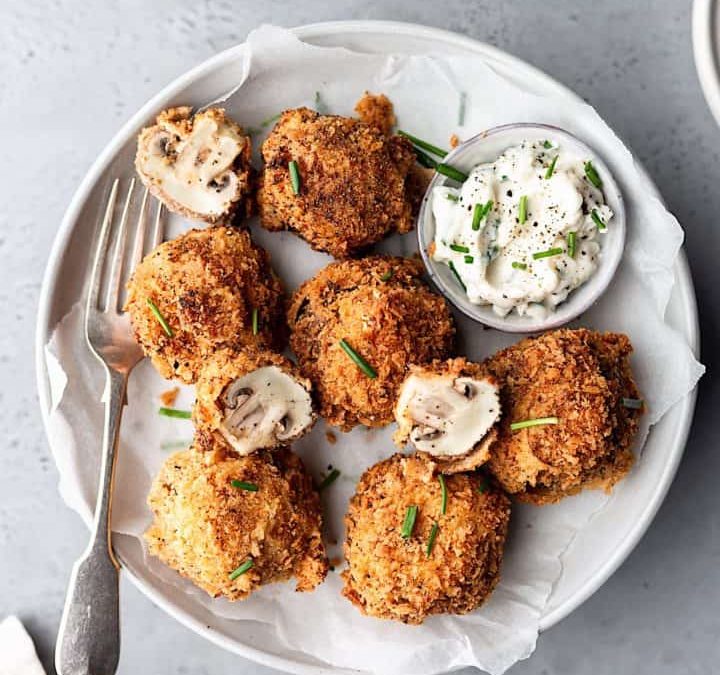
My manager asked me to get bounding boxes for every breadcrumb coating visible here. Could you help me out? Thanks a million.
[125,227,286,383]
[354,92,396,136]
[486,328,642,504]
[145,439,328,601]
[287,256,455,430]
[342,453,510,624]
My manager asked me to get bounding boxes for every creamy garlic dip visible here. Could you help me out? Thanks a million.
[432,140,612,318]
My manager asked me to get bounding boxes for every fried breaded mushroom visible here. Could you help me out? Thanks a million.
[135,107,252,224]
[125,227,286,383]
[394,358,501,474]
[145,439,328,601]
[193,347,315,455]
[342,453,510,624]
[486,328,643,505]
[288,257,455,430]
[258,107,416,257]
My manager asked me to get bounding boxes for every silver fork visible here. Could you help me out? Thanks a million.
[55,178,162,675]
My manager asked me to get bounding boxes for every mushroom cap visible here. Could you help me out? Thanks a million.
[135,107,252,224]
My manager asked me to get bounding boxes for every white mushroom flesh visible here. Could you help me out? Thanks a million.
[395,373,500,457]
[219,366,313,455]
[138,111,246,217]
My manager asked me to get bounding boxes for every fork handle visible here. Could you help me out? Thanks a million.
[55,369,127,675]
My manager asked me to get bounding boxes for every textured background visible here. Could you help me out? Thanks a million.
[1,1,718,673]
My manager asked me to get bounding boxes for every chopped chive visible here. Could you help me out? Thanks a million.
[591,209,607,230]
[511,261,527,270]
[445,193,459,202]
[438,474,448,515]
[543,140,553,149]
[510,416,559,431]
[229,558,254,580]
[288,160,301,195]
[414,146,438,169]
[231,480,259,492]
[339,339,377,379]
[397,131,448,158]
[317,468,341,492]
[158,407,192,419]
[518,195,528,224]
[380,269,393,282]
[567,231,577,258]
[314,90,328,114]
[584,161,602,188]
[472,200,493,231]
[532,247,564,260]
[437,163,468,183]
[545,154,558,179]
[147,298,173,337]
[426,522,440,557]
[622,397,644,410]
[251,308,259,335]
[400,505,418,539]
[477,475,490,494]
[449,243,470,253]
[160,439,192,450]
[447,261,467,291]
[464,255,474,264]
[458,91,467,126]
[260,112,281,128]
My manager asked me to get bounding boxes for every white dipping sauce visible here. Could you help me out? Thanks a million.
[432,140,612,318]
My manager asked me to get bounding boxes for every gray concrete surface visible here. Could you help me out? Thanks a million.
[0,1,717,673]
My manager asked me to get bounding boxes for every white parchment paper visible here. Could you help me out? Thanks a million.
[43,26,705,675]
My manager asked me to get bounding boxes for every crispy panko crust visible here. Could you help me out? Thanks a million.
[145,439,328,601]
[354,92,396,136]
[342,453,511,624]
[193,346,316,449]
[135,107,253,224]
[486,328,643,504]
[394,358,500,474]
[287,256,455,430]
[258,107,416,258]
[125,227,286,383]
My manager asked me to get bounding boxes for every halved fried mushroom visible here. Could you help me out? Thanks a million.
[194,349,315,455]
[135,107,252,224]
[394,358,500,473]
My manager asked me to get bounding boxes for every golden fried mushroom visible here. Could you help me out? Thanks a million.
[342,453,510,624]
[135,107,252,224]
[125,227,286,383]
[287,256,455,430]
[193,347,315,456]
[394,358,501,474]
[486,328,643,505]
[258,107,416,257]
[145,440,328,601]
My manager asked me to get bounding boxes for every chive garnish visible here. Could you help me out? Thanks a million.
[158,407,192,419]
[447,261,467,291]
[511,261,527,270]
[160,439,192,451]
[339,339,377,379]
[401,505,418,539]
[251,308,259,335]
[288,160,301,195]
[567,231,577,258]
[397,131,448,158]
[510,416,559,431]
[472,200,493,231]
[260,112,281,128]
[231,480,259,492]
[445,193,459,202]
[437,163,468,183]
[449,243,470,253]
[438,474,448,515]
[533,247,564,260]
[426,522,439,557]
[584,161,602,188]
[543,140,553,149]
[318,468,341,492]
[147,298,173,338]
[545,154,558,179]
[229,558,254,580]
[414,147,438,169]
[622,397,644,410]
[518,195,528,224]
[458,91,467,126]
[591,209,607,230]
[464,255,474,264]
[380,269,393,282]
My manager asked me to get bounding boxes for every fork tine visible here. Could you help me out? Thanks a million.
[151,202,164,248]
[105,178,136,312]
[87,179,120,314]
[130,187,150,270]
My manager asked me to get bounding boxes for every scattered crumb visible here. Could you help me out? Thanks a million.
[325,430,337,445]
[160,387,180,407]
[354,92,396,136]
[330,556,342,568]
[450,134,460,148]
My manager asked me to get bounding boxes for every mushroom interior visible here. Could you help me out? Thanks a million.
[138,109,246,217]
[220,366,314,455]
[395,373,500,457]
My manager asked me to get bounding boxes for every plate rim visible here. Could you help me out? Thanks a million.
[34,19,701,674]
[693,0,720,125]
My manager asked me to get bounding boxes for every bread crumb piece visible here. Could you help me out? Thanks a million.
[354,92,396,136]
[160,387,180,407]
[325,430,337,445]
[450,134,460,148]
[329,557,342,568]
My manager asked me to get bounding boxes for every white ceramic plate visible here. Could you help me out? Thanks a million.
[35,21,700,674]
[693,0,720,125]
